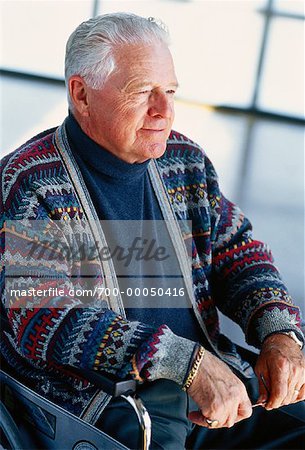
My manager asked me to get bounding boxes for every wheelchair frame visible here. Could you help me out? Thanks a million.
[0,366,151,450]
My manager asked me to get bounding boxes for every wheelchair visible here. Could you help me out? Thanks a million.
[0,360,151,450]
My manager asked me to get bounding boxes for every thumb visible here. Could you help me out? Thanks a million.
[188,410,208,427]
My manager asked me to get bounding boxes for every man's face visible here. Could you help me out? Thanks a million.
[81,42,178,163]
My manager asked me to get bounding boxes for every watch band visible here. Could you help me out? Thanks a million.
[279,331,303,350]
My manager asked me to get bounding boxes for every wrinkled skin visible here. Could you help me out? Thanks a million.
[188,334,305,428]
[187,350,253,428]
[69,42,178,164]
[255,333,305,409]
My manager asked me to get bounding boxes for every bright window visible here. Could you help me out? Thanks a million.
[258,17,304,117]
[274,0,304,16]
[1,0,304,117]
[98,0,265,107]
[0,0,93,78]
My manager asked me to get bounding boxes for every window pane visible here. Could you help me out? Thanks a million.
[274,0,305,16]
[258,18,304,117]
[0,0,93,78]
[98,0,265,107]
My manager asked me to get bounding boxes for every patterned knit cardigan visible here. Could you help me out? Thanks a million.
[1,121,304,422]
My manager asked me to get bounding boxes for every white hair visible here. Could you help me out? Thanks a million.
[65,12,170,109]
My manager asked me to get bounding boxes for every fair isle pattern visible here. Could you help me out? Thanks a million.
[1,125,304,419]
[155,133,303,349]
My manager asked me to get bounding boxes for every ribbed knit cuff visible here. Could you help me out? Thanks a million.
[248,305,305,349]
[143,327,198,386]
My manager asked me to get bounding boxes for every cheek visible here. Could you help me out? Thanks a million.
[120,98,148,121]
[91,106,109,129]
[118,110,146,136]
[171,105,175,120]
[106,98,149,141]
[109,117,139,144]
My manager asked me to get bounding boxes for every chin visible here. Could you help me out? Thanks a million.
[132,140,168,163]
[146,142,167,160]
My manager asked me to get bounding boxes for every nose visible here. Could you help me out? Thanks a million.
[148,91,173,119]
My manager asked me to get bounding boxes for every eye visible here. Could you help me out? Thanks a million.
[166,89,176,95]
[137,90,151,95]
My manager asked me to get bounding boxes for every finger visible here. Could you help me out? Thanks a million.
[267,384,288,409]
[222,397,253,429]
[283,381,301,406]
[282,382,297,406]
[223,413,238,429]
[298,384,305,401]
[199,401,230,429]
[257,373,269,405]
[223,406,251,428]
[189,405,229,429]
[188,411,224,428]
[292,387,301,403]
[290,364,305,404]
[188,411,210,427]
[292,383,305,404]
[281,364,304,406]
[266,365,289,409]
[236,401,253,422]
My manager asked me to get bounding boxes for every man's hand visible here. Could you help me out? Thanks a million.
[255,333,305,410]
[187,350,253,428]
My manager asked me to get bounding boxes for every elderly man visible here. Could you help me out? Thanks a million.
[1,12,305,450]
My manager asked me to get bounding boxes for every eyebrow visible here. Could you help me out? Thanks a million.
[123,80,179,92]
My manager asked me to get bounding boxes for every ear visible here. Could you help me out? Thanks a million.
[68,76,90,117]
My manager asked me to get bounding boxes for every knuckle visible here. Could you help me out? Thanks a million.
[270,397,282,409]
[277,357,289,371]
[210,399,222,413]
[281,396,291,406]
[239,384,247,396]
[244,407,253,419]
[238,405,252,420]
[234,383,248,401]
[227,420,235,429]
[273,385,287,397]
[237,378,247,390]
[276,386,286,395]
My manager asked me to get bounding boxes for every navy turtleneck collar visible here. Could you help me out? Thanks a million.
[65,112,150,181]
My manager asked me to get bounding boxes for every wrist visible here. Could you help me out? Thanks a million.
[139,328,198,386]
[264,331,303,350]
[182,345,205,391]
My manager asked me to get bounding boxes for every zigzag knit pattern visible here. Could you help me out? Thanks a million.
[1,125,303,418]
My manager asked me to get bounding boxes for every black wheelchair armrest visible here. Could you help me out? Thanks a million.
[74,368,151,450]
[75,367,137,397]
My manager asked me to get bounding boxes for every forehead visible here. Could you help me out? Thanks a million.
[109,42,177,88]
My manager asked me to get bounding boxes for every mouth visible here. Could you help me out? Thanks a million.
[141,128,166,133]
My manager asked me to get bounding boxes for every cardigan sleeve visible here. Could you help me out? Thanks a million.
[0,150,197,389]
[204,154,305,349]
[0,214,196,388]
